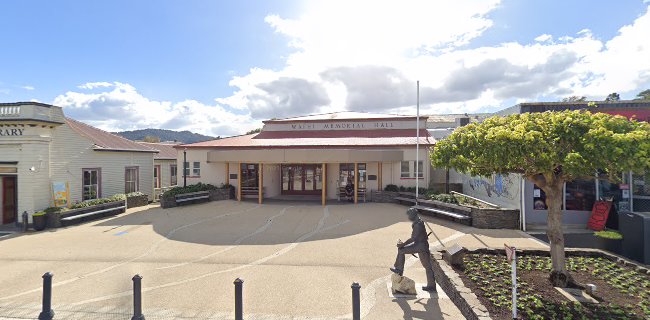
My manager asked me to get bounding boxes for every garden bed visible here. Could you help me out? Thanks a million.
[160,183,233,208]
[453,249,650,319]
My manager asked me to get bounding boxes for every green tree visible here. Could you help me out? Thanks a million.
[635,89,650,100]
[431,109,650,287]
[605,92,620,101]
[246,128,262,135]
[142,135,160,143]
[561,96,587,102]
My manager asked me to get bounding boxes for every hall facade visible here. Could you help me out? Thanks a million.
[178,112,432,205]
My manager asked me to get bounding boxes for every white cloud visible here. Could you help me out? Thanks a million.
[77,82,113,89]
[53,4,650,135]
[54,82,258,136]
[216,3,650,117]
[21,85,35,90]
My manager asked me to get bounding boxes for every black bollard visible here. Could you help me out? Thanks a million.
[234,278,243,320]
[131,274,145,320]
[351,282,361,320]
[38,272,54,320]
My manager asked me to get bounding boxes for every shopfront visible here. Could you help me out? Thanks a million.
[178,112,432,205]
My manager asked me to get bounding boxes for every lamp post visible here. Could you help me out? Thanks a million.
[183,148,187,187]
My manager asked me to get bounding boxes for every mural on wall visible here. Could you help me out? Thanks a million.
[463,173,521,209]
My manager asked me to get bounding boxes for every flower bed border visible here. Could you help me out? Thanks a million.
[432,247,650,320]
[126,194,149,208]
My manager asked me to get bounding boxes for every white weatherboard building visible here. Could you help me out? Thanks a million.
[178,112,433,205]
[0,102,157,225]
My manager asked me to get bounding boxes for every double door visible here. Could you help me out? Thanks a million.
[281,164,322,195]
[1,176,17,224]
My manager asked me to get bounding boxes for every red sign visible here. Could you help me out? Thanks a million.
[587,201,613,231]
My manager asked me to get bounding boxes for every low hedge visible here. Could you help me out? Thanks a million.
[161,182,232,200]
[69,194,126,209]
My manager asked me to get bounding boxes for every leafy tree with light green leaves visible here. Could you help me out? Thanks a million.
[635,89,650,100]
[431,108,650,287]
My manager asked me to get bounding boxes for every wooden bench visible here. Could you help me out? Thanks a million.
[60,200,126,226]
[175,191,210,205]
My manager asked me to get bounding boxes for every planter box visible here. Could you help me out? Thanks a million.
[161,188,232,209]
[48,200,126,228]
[33,215,47,231]
[126,194,149,208]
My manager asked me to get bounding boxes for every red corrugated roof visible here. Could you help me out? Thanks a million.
[180,129,433,149]
[139,142,179,159]
[65,118,158,153]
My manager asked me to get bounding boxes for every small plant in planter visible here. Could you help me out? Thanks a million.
[32,211,48,231]
[593,230,623,254]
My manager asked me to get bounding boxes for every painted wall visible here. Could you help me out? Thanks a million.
[462,173,522,209]
[50,124,155,203]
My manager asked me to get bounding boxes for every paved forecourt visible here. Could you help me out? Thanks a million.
[0,200,547,319]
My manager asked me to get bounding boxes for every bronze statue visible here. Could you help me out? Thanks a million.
[390,207,436,292]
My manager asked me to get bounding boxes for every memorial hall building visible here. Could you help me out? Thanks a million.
[178,112,432,205]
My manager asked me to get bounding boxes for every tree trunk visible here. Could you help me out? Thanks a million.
[544,182,580,288]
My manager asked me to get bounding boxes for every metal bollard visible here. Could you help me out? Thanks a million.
[351,282,361,320]
[38,272,54,320]
[22,211,28,232]
[234,278,243,320]
[131,274,145,320]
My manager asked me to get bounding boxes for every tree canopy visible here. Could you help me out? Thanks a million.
[431,110,650,183]
[605,92,621,101]
[635,89,650,100]
[431,109,650,286]
[561,96,587,102]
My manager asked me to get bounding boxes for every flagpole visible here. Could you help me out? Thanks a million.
[415,80,420,205]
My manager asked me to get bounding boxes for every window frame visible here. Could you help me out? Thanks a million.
[192,161,201,177]
[400,160,424,179]
[125,166,139,194]
[170,164,177,186]
[82,168,101,201]
[153,165,161,189]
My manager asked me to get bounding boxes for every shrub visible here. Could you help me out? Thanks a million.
[428,193,458,204]
[594,230,623,240]
[161,182,218,199]
[70,194,126,209]
[384,184,399,192]
[126,191,145,197]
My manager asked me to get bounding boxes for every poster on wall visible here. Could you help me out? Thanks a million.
[51,182,70,208]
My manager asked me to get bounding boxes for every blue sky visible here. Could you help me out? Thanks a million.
[1,1,650,136]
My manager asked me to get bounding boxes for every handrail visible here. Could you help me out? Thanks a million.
[450,191,500,208]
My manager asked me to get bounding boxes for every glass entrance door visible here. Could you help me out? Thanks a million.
[281,164,322,195]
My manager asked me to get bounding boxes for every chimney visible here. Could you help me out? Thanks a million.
[456,117,470,127]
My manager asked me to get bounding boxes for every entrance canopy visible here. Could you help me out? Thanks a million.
[207,149,403,163]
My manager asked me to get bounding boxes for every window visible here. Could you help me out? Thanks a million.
[82,168,100,200]
[192,161,201,176]
[401,161,410,178]
[125,167,139,193]
[565,179,596,211]
[183,161,190,177]
[400,161,423,179]
[153,165,161,189]
[170,164,177,186]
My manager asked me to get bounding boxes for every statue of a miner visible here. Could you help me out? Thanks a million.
[390,207,437,292]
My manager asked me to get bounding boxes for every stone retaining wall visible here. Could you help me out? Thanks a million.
[370,190,400,203]
[470,208,520,229]
[431,252,492,320]
[126,194,149,208]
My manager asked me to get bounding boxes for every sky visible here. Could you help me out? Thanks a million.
[1,0,650,136]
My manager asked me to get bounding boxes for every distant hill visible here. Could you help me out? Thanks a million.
[114,129,217,144]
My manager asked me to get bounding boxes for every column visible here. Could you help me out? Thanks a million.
[322,163,327,206]
[377,162,383,191]
[258,163,263,204]
[237,162,242,202]
[225,162,230,185]
[354,162,359,204]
